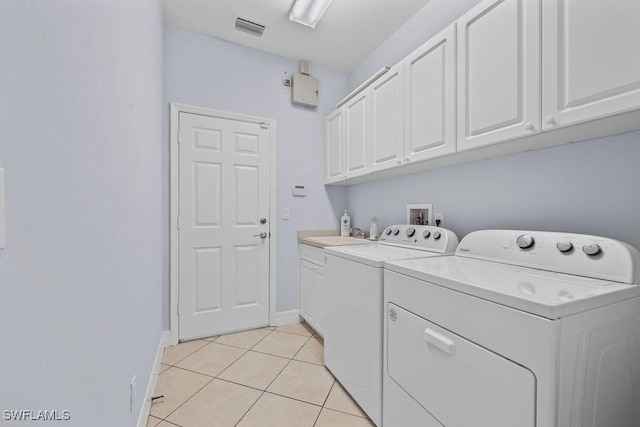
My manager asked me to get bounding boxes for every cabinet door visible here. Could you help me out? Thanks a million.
[344,93,369,178]
[300,260,316,325]
[404,23,456,163]
[370,63,405,172]
[457,0,540,151]
[314,266,325,338]
[542,0,640,130]
[325,109,344,183]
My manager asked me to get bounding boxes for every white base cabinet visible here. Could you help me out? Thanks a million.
[299,244,326,337]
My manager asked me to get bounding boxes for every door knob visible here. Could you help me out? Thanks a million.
[260,218,267,224]
[254,232,268,239]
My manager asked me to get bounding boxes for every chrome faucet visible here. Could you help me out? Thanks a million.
[350,228,364,238]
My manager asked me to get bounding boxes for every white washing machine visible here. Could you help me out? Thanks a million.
[383,230,640,427]
[324,225,459,426]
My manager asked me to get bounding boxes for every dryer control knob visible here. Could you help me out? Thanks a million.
[393,228,400,236]
[422,230,431,239]
[385,228,393,235]
[406,227,416,237]
[556,241,573,253]
[516,234,535,249]
[582,242,601,256]
[432,231,441,240]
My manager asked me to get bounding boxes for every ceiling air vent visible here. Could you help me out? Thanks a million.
[235,17,266,37]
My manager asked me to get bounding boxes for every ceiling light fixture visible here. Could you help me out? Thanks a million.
[289,0,334,29]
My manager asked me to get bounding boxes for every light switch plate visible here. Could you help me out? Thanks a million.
[0,167,4,249]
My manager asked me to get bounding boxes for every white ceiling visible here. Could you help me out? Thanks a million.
[162,0,430,73]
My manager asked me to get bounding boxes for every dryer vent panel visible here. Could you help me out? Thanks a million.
[292,73,319,108]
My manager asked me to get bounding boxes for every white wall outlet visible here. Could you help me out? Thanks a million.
[435,212,444,227]
[130,376,136,412]
[282,207,290,220]
[0,167,4,249]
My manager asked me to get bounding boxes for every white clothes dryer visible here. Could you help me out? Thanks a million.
[383,230,640,427]
[324,225,458,426]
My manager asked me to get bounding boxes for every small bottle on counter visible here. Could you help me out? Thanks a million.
[341,210,351,237]
[369,212,379,240]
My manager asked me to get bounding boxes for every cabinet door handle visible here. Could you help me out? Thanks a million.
[545,116,556,126]
[525,122,534,131]
[424,328,455,355]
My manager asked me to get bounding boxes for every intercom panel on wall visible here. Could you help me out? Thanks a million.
[292,73,319,108]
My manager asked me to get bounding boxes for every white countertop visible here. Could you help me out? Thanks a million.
[297,230,374,248]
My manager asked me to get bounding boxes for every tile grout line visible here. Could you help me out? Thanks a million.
[232,350,294,427]
[156,323,324,427]
[159,375,215,424]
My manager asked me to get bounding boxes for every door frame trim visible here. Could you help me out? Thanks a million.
[169,102,277,345]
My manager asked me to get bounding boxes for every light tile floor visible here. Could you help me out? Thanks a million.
[148,322,374,427]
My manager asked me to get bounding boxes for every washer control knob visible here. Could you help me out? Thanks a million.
[516,234,535,249]
[422,230,431,239]
[385,228,393,235]
[406,227,416,237]
[393,228,400,236]
[432,231,441,240]
[582,242,601,256]
[556,241,573,253]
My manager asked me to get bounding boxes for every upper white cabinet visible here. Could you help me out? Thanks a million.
[404,23,457,163]
[344,92,369,178]
[325,91,370,183]
[324,0,640,185]
[456,0,540,151]
[325,108,344,184]
[542,0,640,130]
[370,63,405,172]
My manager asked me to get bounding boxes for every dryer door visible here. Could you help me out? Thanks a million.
[387,303,536,427]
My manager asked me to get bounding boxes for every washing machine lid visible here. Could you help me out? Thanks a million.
[325,244,447,268]
[385,256,640,319]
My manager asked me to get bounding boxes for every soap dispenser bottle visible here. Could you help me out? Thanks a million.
[369,212,379,240]
[340,210,351,237]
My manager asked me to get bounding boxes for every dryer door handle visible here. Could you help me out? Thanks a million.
[424,328,455,356]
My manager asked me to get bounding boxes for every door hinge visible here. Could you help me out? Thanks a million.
[177,131,181,144]
[177,216,180,230]
[177,302,180,316]
[259,122,269,129]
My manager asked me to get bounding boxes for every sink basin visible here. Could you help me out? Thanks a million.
[302,236,374,247]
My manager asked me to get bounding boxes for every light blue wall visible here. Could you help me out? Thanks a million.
[163,25,349,318]
[0,1,164,425]
[346,131,640,251]
[345,0,640,251]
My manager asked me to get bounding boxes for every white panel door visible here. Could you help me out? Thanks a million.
[457,0,540,151]
[325,108,344,183]
[178,112,270,340]
[405,23,456,163]
[344,93,369,178]
[542,0,640,130]
[370,63,405,172]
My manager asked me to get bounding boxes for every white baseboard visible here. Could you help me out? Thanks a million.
[137,330,170,427]
[270,309,301,327]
